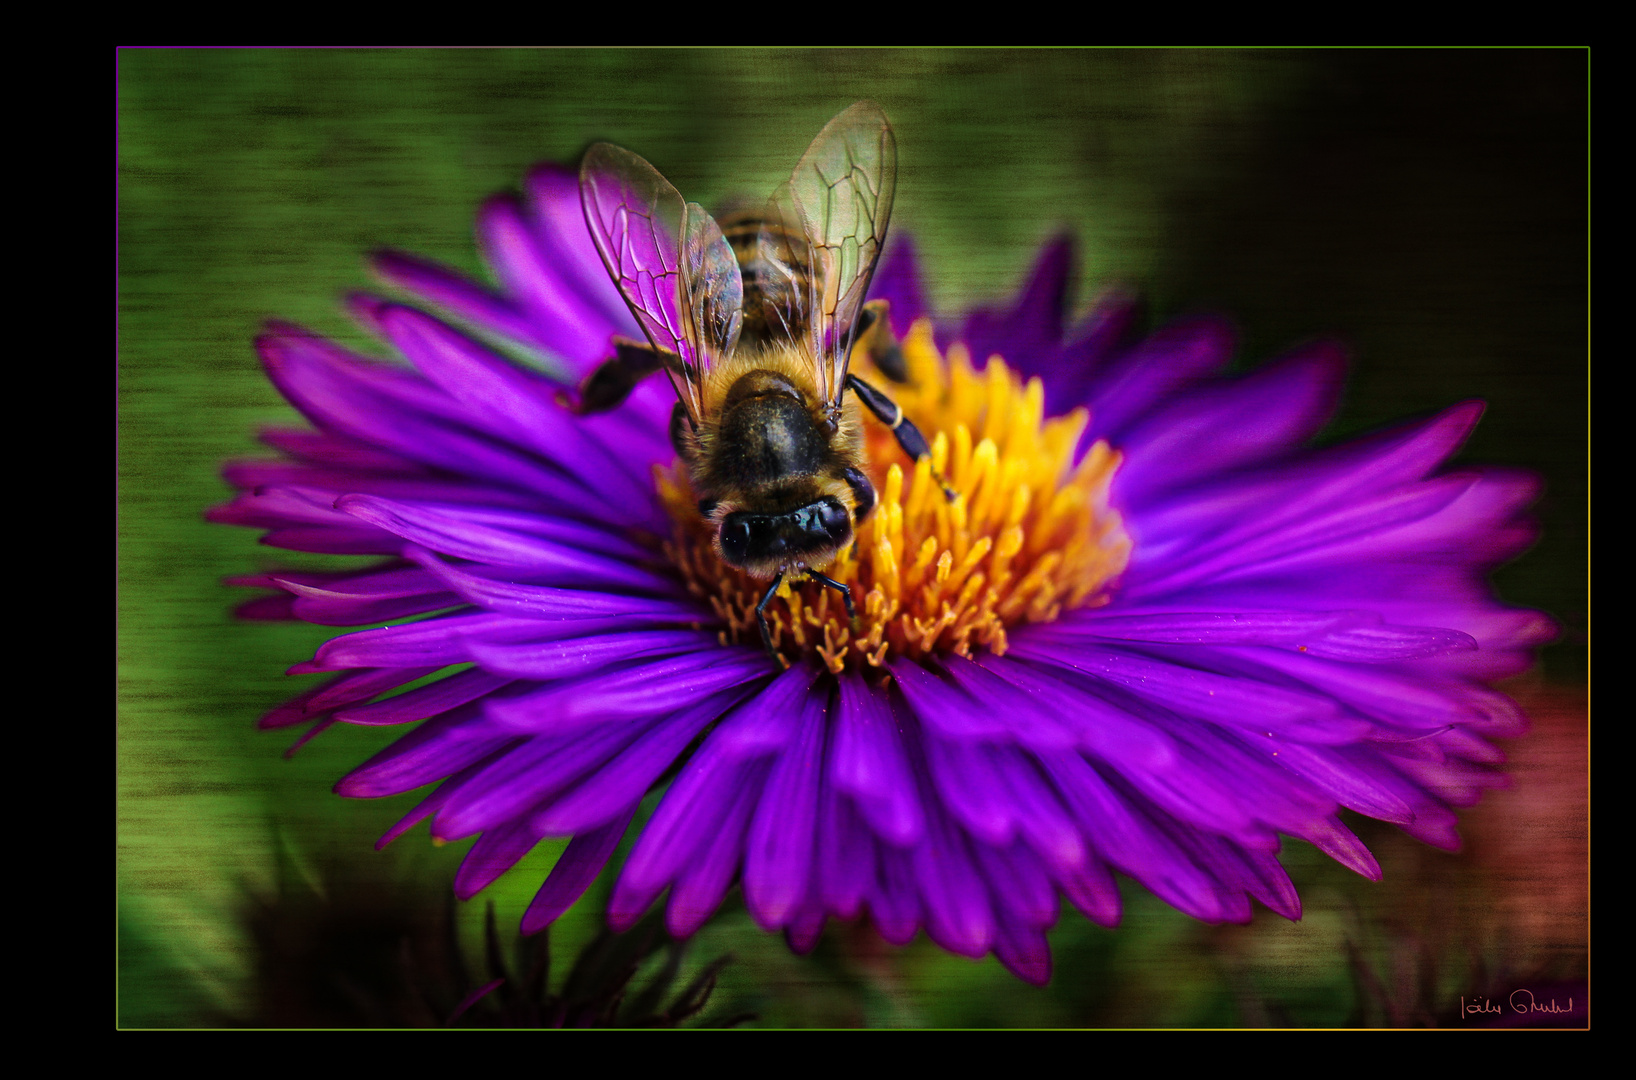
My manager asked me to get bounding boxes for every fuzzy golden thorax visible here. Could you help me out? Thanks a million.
[678,342,869,579]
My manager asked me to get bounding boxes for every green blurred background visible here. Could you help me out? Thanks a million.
[119,49,1586,1027]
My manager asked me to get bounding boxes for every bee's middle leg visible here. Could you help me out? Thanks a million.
[853,299,908,383]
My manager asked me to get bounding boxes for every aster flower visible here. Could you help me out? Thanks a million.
[213,156,1552,987]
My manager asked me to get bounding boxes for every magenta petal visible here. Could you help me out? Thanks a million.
[666,773,762,939]
[483,650,771,735]
[521,807,639,935]
[743,687,829,929]
[1084,316,1236,440]
[1114,343,1347,499]
[531,688,751,834]
[817,784,874,918]
[831,669,925,846]
[336,667,513,726]
[370,249,539,347]
[336,702,514,799]
[454,815,549,899]
[909,806,996,959]
[297,612,535,672]
[258,666,438,730]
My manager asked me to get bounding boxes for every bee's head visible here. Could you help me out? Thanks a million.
[715,497,853,577]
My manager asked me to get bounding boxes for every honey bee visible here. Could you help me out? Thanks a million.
[574,102,945,659]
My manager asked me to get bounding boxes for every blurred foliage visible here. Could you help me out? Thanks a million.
[118,48,1586,1027]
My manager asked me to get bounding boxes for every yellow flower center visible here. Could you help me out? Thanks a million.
[657,319,1132,673]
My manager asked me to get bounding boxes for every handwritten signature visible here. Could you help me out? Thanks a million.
[1460,989,1577,1019]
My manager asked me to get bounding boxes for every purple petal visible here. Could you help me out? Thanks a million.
[273,566,458,627]
[337,495,667,589]
[869,847,924,946]
[867,235,928,338]
[612,748,766,932]
[817,783,875,918]
[908,807,996,959]
[1036,289,1143,411]
[520,165,643,344]
[336,702,515,798]
[295,612,541,673]
[369,250,540,347]
[521,808,639,934]
[890,660,1013,741]
[1084,316,1236,441]
[1299,816,1381,881]
[744,687,829,929]
[454,815,549,899]
[258,665,438,730]
[1051,852,1122,928]
[993,920,1052,987]
[431,714,658,839]
[706,662,823,760]
[1040,752,1229,922]
[666,770,764,938]
[464,628,718,681]
[959,235,1072,374]
[1008,639,1346,736]
[483,649,770,735]
[476,192,630,368]
[336,666,513,726]
[830,669,925,846]
[405,547,701,622]
[1113,342,1347,498]
[531,688,751,834]
[375,302,665,503]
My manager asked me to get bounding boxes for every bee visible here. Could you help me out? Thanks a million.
[574,102,946,660]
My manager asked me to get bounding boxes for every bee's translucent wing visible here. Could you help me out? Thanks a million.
[678,200,743,412]
[754,192,812,351]
[580,143,741,426]
[784,102,897,411]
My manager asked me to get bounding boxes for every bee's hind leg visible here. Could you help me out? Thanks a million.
[846,373,958,502]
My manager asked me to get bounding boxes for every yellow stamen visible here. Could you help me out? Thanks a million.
[657,319,1132,674]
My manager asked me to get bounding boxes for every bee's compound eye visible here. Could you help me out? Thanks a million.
[720,514,753,565]
[805,498,853,545]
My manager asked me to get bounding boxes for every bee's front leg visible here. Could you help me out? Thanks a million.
[754,571,788,668]
[806,568,856,622]
[560,336,669,415]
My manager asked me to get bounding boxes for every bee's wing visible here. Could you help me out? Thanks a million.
[784,101,896,411]
[580,143,741,426]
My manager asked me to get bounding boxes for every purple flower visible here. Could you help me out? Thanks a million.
[214,162,1553,986]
